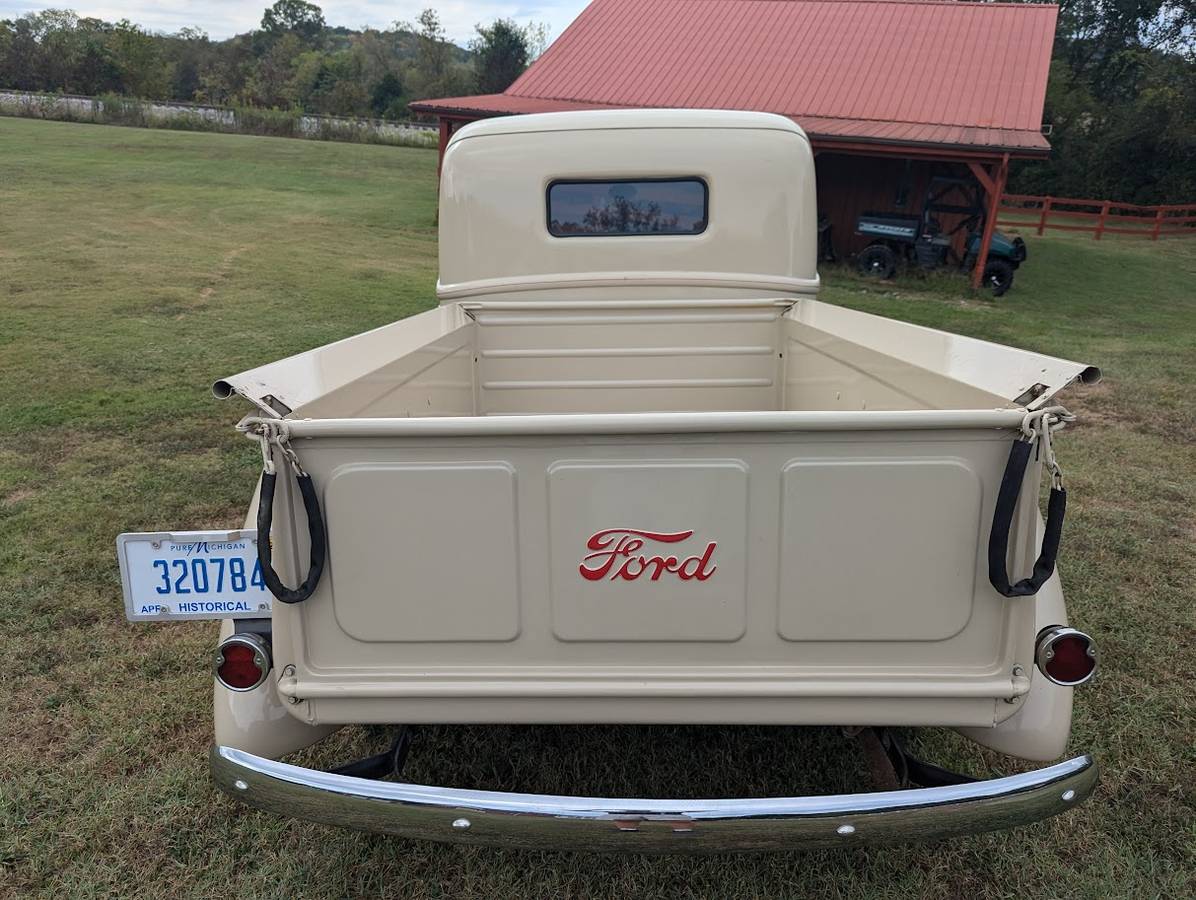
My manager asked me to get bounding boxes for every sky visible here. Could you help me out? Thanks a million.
[0,1,593,45]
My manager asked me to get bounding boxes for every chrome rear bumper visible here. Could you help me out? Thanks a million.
[211,745,1096,852]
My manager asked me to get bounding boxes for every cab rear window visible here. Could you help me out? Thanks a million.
[548,179,708,237]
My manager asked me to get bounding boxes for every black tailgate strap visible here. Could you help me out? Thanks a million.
[251,423,327,605]
[987,418,1068,598]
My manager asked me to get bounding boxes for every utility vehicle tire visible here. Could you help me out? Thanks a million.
[983,259,1015,297]
[856,243,898,279]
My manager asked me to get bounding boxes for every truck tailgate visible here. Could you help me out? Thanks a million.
[264,408,1044,730]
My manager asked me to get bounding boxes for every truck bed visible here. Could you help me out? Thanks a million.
[217,298,1096,732]
[218,298,1096,420]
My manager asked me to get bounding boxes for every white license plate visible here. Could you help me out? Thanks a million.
[117,530,272,622]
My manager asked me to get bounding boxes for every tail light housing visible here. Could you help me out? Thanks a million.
[214,633,272,692]
[1035,626,1098,686]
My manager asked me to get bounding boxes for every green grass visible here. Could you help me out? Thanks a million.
[1,117,1193,899]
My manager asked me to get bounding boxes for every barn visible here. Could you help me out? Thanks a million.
[411,0,1058,287]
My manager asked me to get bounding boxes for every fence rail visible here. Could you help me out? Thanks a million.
[0,89,438,149]
[997,193,1196,240]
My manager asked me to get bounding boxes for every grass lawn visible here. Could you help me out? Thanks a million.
[1,117,1193,899]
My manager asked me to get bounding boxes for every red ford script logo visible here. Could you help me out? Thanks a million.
[580,529,717,582]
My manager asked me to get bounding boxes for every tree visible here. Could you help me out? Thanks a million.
[167,27,211,101]
[107,19,171,98]
[245,31,305,107]
[351,28,396,86]
[0,17,38,90]
[301,47,369,115]
[29,10,86,91]
[260,0,326,45]
[370,71,405,116]
[0,21,11,79]
[72,18,123,95]
[193,32,255,105]
[1002,0,1196,203]
[469,18,532,93]
[524,21,549,61]
[583,195,680,234]
[411,9,450,84]
[397,8,472,100]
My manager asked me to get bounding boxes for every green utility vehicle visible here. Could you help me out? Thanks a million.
[855,176,1027,296]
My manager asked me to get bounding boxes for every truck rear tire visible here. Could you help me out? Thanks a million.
[857,243,897,279]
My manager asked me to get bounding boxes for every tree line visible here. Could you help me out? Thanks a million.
[1,0,1192,203]
[0,2,543,120]
[1011,0,1196,204]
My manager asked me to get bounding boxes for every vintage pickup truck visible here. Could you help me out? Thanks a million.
[118,110,1102,851]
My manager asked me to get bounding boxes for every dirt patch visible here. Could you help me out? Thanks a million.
[1,487,35,507]
[196,244,252,304]
[1066,381,1147,432]
[1069,382,1196,444]
[193,503,251,531]
[0,428,94,473]
[0,675,87,764]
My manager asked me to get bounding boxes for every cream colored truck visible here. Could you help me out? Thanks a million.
[118,110,1102,851]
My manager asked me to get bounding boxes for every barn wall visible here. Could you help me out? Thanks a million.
[814,153,977,261]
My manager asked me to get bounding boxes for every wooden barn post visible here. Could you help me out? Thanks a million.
[968,153,1010,290]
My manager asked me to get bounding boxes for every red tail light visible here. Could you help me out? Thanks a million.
[214,633,271,692]
[1035,627,1097,686]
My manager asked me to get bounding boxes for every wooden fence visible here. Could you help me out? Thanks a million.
[0,89,438,148]
[997,194,1196,240]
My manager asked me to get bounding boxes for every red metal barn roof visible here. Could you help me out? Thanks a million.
[413,0,1058,155]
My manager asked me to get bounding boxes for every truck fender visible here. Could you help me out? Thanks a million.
[212,476,339,758]
[954,566,1073,762]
